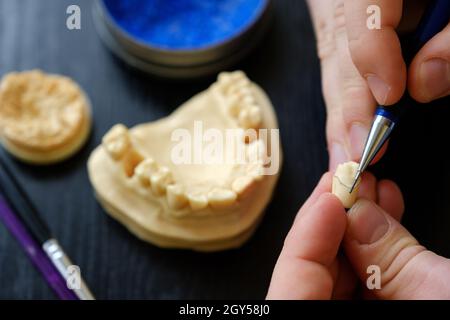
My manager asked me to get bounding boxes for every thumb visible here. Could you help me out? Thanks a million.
[344,199,450,299]
[345,0,406,105]
[408,23,450,103]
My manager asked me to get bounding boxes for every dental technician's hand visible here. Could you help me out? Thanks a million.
[307,0,450,171]
[267,173,450,299]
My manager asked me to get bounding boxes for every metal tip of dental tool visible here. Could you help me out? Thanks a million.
[349,171,361,194]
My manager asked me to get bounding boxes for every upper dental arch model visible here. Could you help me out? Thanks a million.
[88,71,282,251]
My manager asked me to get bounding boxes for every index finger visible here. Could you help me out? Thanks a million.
[345,0,406,105]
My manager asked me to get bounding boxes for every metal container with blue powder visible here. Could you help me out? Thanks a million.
[93,0,272,79]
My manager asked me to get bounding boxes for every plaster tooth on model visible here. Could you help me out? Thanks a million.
[166,184,188,210]
[217,73,234,91]
[134,158,159,187]
[122,149,145,178]
[102,124,131,160]
[232,176,255,198]
[242,128,256,144]
[238,106,261,129]
[247,139,267,164]
[227,70,246,82]
[235,86,252,97]
[248,106,262,128]
[219,71,248,94]
[210,80,222,95]
[332,161,361,209]
[186,192,209,211]
[216,72,262,129]
[150,166,174,196]
[246,162,265,181]
[239,77,251,86]
[248,139,265,156]
[242,94,256,106]
[227,94,241,118]
[208,188,237,210]
[232,71,247,83]
[228,82,251,96]
[234,79,252,92]
[218,71,232,83]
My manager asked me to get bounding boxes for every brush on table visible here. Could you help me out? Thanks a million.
[0,155,94,300]
[0,193,77,300]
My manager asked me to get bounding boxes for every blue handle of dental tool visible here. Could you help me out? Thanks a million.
[374,0,450,126]
[409,0,450,61]
[375,106,398,123]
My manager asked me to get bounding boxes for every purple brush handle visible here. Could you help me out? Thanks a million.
[0,193,77,300]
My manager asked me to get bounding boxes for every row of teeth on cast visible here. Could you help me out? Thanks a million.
[212,71,262,131]
[102,124,265,216]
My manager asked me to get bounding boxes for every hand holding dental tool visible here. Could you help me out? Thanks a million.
[350,0,450,193]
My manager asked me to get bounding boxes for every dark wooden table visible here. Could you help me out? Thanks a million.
[0,0,449,299]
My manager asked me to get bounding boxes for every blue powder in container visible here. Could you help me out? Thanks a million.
[102,0,266,50]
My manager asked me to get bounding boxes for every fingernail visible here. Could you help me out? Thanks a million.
[349,123,369,161]
[366,74,391,105]
[348,200,389,244]
[329,143,348,171]
[419,58,450,100]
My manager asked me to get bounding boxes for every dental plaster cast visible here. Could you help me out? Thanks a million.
[332,161,361,209]
[88,71,282,251]
[0,70,92,164]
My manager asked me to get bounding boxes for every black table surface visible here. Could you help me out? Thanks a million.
[0,0,449,299]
